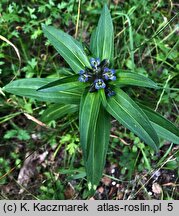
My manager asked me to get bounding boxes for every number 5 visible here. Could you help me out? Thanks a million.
[167,203,173,211]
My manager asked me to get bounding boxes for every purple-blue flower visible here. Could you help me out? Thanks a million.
[78,57,116,96]
[103,68,116,81]
[90,58,100,69]
[94,79,106,90]
[79,70,85,75]
[78,74,89,82]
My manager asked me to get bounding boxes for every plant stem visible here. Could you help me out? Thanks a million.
[75,0,81,39]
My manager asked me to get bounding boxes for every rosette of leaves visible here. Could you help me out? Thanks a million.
[3,4,179,194]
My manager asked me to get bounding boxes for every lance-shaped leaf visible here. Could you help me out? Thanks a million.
[3,78,81,104]
[139,103,179,144]
[41,104,78,123]
[42,25,91,73]
[38,74,85,92]
[106,88,159,150]
[80,91,101,160]
[86,106,111,193]
[90,4,114,62]
[114,71,158,89]
[80,91,110,192]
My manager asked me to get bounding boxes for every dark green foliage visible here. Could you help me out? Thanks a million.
[1,1,179,199]
[3,4,179,194]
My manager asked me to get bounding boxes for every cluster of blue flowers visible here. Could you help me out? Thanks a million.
[78,58,116,97]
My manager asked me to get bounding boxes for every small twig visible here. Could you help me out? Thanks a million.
[23,113,49,129]
[0,35,21,75]
[110,134,130,145]
[162,183,179,187]
[75,0,81,39]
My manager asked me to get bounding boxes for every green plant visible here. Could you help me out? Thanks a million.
[38,172,65,200]
[0,157,11,184]
[3,4,179,195]
[4,129,30,141]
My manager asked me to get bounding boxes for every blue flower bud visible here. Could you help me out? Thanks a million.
[78,74,88,82]
[79,70,85,75]
[103,68,116,81]
[107,91,116,97]
[110,75,116,81]
[78,58,116,96]
[105,88,116,97]
[94,78,106,89]
[90,58,100,69]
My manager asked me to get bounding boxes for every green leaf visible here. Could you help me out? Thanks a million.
[38,74,85,92]
[106,88,159,150]
[87,105,110,193]
[99,88,107,107]
[80,91,101,160]
[3,78,81,104]
[80,91,110,192]
[17,129,30,140]
[4,130,17,139]
[139,103,179,144]
[41,104,78,123]
[90,4,114,62]
[42,25,91,73]
[3,129,30,140]
[114,71,158,89]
